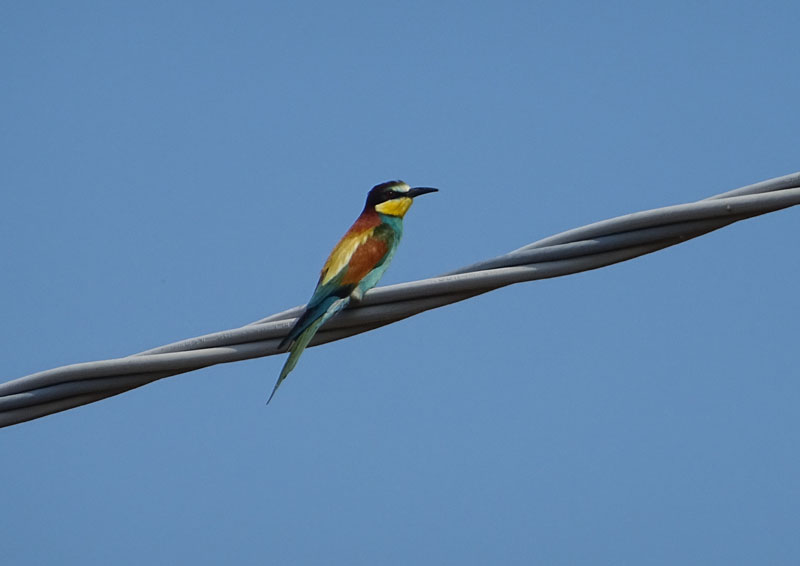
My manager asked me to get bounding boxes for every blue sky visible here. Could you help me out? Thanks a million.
[2,2,799,564]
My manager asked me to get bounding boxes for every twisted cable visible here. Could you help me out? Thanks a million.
[2,171,799,428]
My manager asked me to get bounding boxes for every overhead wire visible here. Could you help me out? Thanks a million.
[1,171,798,428]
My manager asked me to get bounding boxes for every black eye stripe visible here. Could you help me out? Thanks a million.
[364,181,410,208]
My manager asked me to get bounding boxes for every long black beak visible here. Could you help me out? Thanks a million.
[407,187,439,198]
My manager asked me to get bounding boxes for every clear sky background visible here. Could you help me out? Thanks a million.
[2,2,799,564]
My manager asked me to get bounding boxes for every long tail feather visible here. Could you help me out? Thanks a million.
[267,317,325,404]
[267,297,350,404]
[278,295,344,351]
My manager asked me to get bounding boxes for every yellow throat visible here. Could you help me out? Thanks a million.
[375,197,413,217]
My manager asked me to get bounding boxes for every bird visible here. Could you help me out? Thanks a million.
[267,180,438,403]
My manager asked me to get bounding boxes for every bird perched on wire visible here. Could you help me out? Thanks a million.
[268,180,438,403]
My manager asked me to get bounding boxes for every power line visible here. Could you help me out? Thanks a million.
[2,171,799,428]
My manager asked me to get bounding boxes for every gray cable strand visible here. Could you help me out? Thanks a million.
[2,172,798,428]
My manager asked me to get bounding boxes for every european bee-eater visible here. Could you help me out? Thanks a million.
[268,180,438,403]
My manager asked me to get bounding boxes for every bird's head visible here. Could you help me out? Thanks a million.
[365,180,438,217]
